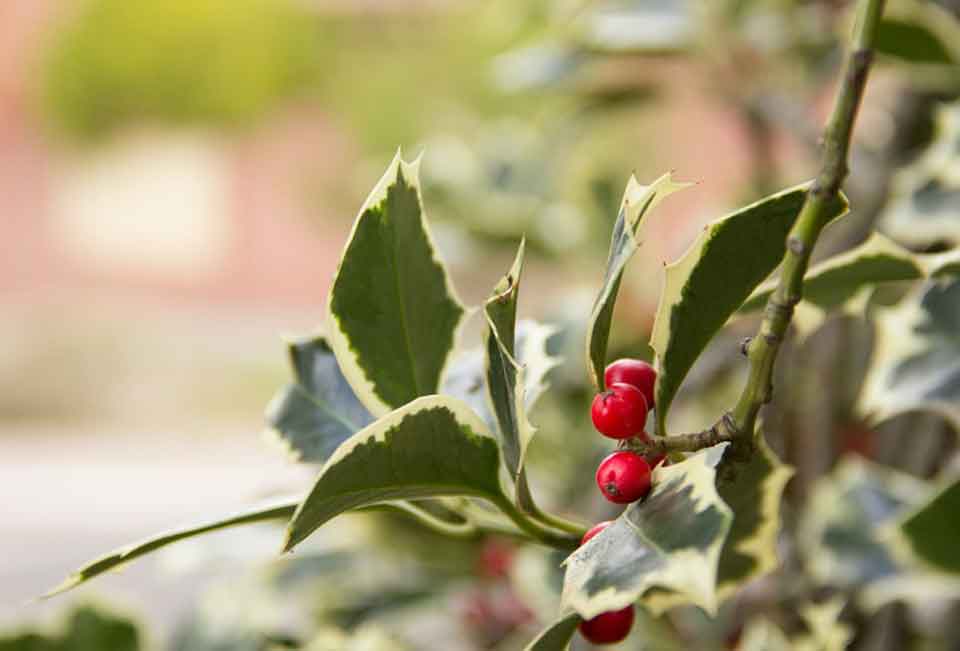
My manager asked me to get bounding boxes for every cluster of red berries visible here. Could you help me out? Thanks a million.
[578,358,660,645]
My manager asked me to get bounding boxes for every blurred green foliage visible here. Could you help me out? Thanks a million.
[41,0,319,142]
[0,606,140,651]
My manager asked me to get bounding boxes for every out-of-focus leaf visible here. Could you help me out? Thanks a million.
[798,457,927,588]
[0,607,141,651]
[895,476,960,574]
[523,613,580,651]
[561,447,732,618]
[44,498,298,597]
[881,103,960,247]
[715,435,793,601]
[740,599,853,651]
[283,396,504,552]
[650,184,848,434]
[265,335,374,463]
[795,598,854,651]
[859,277,960,430]
[303,626,410,651]
[876,0,960,65]
[739,619,791,651]
[491,43,584,93]
[327,151,466,417]
[586,172,691,391]
[573,0,695,54]
[740,232,928,314]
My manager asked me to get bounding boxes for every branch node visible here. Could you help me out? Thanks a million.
[787,235,806,255]
[740,337,752,356]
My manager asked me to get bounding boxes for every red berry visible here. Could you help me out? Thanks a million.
[591,383,648,439]
[581,520,613,545]
[605,358,656,408]
[579,605,635,644]
[596,451,651,504]
[477,538,514,579]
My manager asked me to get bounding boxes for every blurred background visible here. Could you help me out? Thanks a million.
[2,0,960,649]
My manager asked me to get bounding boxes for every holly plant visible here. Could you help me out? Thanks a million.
[40,0,960,648]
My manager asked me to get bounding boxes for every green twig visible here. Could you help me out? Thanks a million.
[660,0,885,457]
[730,0,885,443]
[493,494,582,550]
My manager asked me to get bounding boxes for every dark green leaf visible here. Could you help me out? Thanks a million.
[44,498,299,597]
[0,607,141,651]
[715,435,793,601]
[283,396,504,552]
[327,152,466,416]
[877,18,954,65]
[650,184,848,434]
[586,173,691,391]
[898,477,960,574]
[561,448,732,617]
[265,335,374,463]
[524,613,580,651]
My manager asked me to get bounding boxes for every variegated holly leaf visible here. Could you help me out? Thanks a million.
[715,435,793,601]
[45,496,300,597]
[880,102,960,248]
[485,239,529,481]
[265,335,374,463]
[798,457,928,588]
[524,613,580,651]
[442,320,561,435]
[740,232,960,314]
[561,447,733,618]
[894,475,960,575]
[740,599,854,651]
[327,151,466,417]
[586,172,692,391]
[876,0,960,65]
[859,277,960,430]
[283,395,505,552]
[650,184,848,434]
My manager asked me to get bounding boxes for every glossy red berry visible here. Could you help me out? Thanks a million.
[596,451,651,504]
[579,605,635,644]
[581,520,613,545]
[591,383,648,439]
[605,358,656,408]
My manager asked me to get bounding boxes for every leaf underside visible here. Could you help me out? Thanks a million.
[265,335,374,463]
[650,184,848,434]
[327,152,466,417]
